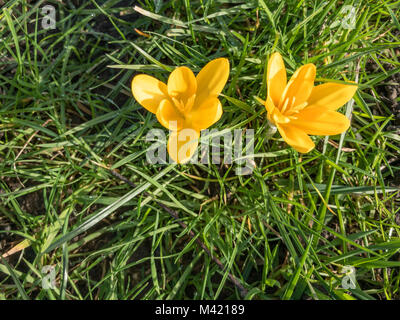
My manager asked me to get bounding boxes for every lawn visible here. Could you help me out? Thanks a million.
[0,0,399,300]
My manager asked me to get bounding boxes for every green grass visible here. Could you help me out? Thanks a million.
[0,0,399,300]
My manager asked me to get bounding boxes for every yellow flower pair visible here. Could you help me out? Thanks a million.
[131,52,357,163]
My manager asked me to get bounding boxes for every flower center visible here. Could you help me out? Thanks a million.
[171,93,196,117]
[269,99,309,125]
[269,107,290,124]
[286,102,308,116]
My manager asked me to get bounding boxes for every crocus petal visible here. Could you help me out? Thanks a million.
[290,108,350,135]
[265,96,275,114]
[306,83,358,111]
[195,58,230,107]
[280,63,316,111]
[167,66,197,101]
[168,129,200,164]
[156,99,185,131]
[265,96,276,123]
[190,97,222,131]
[131,75,169,114]
[267,52,287,107]
[276,123,315,153]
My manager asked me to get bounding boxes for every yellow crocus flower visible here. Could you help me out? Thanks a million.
[131,58,230,163]
[265,52,358,153]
